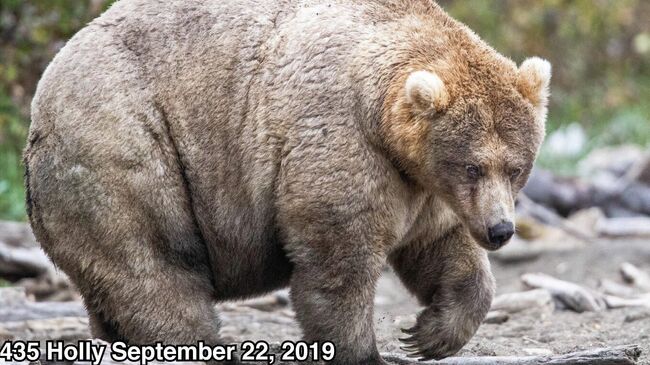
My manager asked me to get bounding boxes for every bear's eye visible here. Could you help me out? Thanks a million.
[466,164,481,181]
[509,167,522,181]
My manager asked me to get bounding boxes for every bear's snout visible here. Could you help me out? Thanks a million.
[487,221,514,248]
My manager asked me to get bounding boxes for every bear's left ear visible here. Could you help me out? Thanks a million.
[516,57,551,117]
[405,70,449,114]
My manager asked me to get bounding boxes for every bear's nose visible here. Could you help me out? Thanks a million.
[487,221,514,247]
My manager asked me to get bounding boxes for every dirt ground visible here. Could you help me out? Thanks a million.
[2,236,649,364]
[217,239,650,364]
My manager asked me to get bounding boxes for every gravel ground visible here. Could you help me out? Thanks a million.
[3,238,649,364]
[217,239,650,364]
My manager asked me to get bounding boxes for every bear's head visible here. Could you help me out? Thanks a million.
[384,52,551,251]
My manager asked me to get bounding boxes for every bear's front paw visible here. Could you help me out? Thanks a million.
[398,307,475,360]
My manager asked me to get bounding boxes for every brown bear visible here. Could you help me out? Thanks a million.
[24,0,550,363]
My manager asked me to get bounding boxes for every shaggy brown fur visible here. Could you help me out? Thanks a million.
[24,0,550,363]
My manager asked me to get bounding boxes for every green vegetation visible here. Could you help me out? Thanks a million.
[1,1,649,220]
[0,1,114,221]
[440,0,650,175]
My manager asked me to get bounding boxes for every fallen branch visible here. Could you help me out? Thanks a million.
[382,344,641,365]
[598,278,638,298]
[0,316,90,342]
[491,289,554,314]
[0,287,86,322]
[0,240,53,279]
[521,273,606,312]
[604,294,650,309]
[0,300,86,323]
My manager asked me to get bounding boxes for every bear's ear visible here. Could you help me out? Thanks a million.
[517,57,551,113]
[405,70,449,114]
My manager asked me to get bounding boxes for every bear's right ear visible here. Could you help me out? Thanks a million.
[405,70,449,114]
[517,57,551,114]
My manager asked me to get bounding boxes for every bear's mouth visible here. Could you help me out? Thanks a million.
[470,231,512,251]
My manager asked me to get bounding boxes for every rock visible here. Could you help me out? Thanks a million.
[578,145,644,179]
[618,183,650,216]
[625,151,650,185]
[522,168,593,216]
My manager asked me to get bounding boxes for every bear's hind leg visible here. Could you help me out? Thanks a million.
[77,263,222,346]
[389,226,495,360]
[25,125,227,351]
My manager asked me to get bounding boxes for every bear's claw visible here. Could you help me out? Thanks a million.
[398,320,464,361]
[400,327,417,334]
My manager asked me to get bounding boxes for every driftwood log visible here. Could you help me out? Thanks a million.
[0,301,86,323]
[0,287,86,322]
[0,240,53,279]
[490,288,554,314]
[1,317,90,342]
[522,272,650,311]
[521,273,607,312]
[604,294,650,309]
[599,278,639,298]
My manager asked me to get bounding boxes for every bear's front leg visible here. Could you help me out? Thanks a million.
[389,226,495,360]
[289,243,387,365]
